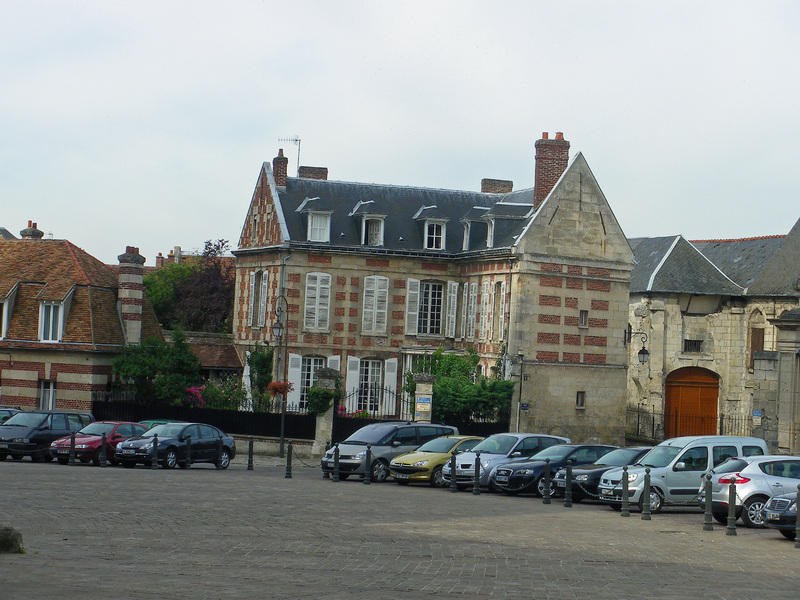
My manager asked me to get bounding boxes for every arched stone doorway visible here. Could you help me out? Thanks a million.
[664,367,719,437]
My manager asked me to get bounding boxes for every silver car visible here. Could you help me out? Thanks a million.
[697,455,800,527]
[441,432,571,489]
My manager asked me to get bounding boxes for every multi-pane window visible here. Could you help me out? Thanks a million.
[418,282,443,335]
[579,310,588,327]
[40,380,56,410]
[248,270,268,327]
[683,339,703,353]
[304,272,331,330]
[363,219,384,246]
[308,213,330,242]
[362,276,389,334]
[300,356,326,409]
[40,303,61,342]
[425,221,444,250]
[358,359,383,412]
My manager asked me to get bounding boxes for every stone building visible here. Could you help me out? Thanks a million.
[232,134,634,444]
[627,219,800,451]
[0,222,161,412]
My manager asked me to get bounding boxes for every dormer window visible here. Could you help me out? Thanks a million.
[40,302,63,342]
[0,300,6,339]
[425,220,445,250]
[362,218,384,246]
[486,219,495,248]
[308,212,331,243]
[462,222,471,251]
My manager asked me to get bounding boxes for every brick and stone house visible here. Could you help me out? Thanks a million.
[627,220,800,451]
[232,133,634,444]
[0,222,161,412]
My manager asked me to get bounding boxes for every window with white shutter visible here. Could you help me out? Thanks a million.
[467,282,477,340]
[304,272,331,330]
[405,278,420,336]
[248,271,256,326]
[362,276,389,334]
[461,283,469,338]
[258,272,268,327]
[498,280,507,341]
[418,282,444,336]
[445,281,458,338]
[308,213,330,242]
[479,282,490,340]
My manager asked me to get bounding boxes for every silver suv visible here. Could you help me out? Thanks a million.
[320,422,457,482]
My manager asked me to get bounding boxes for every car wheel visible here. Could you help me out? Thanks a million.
[79,456,92,464]
[779,529,797,540]
[536,476,554,498]
[30,448,44,463]
[429,466,445,488]
[92,449,104,466]
[219,448,231,470]
[712,511,727,525]
[741,496,768,528]
[638,489,664,514]
[371,459,389,482]
[44,453,54,462]
[338,474,350,480]
[57,457,69,465]
[163,448,178,469]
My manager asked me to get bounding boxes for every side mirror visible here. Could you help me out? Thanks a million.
[674,461,687,471]
[510,451,523,458]
[113,433,122,439]
[392,440,401,447]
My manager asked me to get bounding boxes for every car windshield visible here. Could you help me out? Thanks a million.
[710,458,748,474]
[2,412,47,428]
[638,446,682,468]
[344,424,399,445]
[595,448,647,467]
[143,424,186,438]
[416,437,459,453]
[470,435,518,455]
[78,422,116,436]
[530,445,575,460]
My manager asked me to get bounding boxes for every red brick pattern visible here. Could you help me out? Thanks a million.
[564,316,579,326]
[536,351,559,362]
[541,263,563,273]
[539,295,561,307]
[308,255,332,264]
[337,276,347,286]
[334,307,345,316]
[350,277,359,287]
[567,266,583,275]
[538,314,560,324]
[348,323,357,332]
[587,280,611,292]
[583,353,606,364]
[537,333,560,344]
[591,300,609,311]
[584,336,607,347]
[392,310,404,320]
[564,334,581,346]
[588,318,608,328]
[563,353,580,363]
[366,259,389,268]
[566,278,583,290]
[587,267,611,278]
[394,280,406,289]
[540,276,563,288]
[391,326,403,335]
[287,273,301,283]
[349,308,357,317]
[565,298,579,309]
[335,292,346,301]
[392,295,404,305]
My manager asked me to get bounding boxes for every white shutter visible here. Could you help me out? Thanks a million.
[346,356,361,411]
[467,283,477,340]
[286,353,302,407]
[480,282,490,340]
[247,271,256,326]
[375,277,388,334]
[362,276,376,333]
[461,283,469,338]
[405,278,420,336]
[317,273,331,329]
[304,273,318,329]
[499,281,507,342]
[488,284,495,341]
[258,273,269,327]
[446,281,458,338]
[327,355,341,373]
[384,358,398,416]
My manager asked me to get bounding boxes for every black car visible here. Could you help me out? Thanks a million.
[552,446,651,502]
[115,422,236,469]
[492,444,616,496]
[0,410,94,461]
[762,491,798,540]
[0,407,20,424]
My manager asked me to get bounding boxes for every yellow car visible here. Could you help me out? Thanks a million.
[389,435,483,487]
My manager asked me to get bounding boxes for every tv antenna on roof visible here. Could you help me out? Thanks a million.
[278,136,301,176]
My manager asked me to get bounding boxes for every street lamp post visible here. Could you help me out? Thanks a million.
[272,295,288,458]
[624,329,650,364]
[515,352,526,432]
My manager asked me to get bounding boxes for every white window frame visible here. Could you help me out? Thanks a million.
[445,281,458,338]
[460,283,469,338]
[300,356,327,409]
[0,300,6,339]
[418,281,444,336]
[498,281,507,342]
[39,302,63,342]
[362,276,389,334]
[487,219,495,248]
[304,272,331,330]
[40,380,56,410]
[362,217,385,246]
[467,282,477,340]
[462,222,471,251]
[358,358,383,412]
[424,220,446,250]
[479,282,490,340]
[308,212,331,243]
[406,278,420,336]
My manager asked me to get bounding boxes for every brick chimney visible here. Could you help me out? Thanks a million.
[298,166,329,180]
[117,246,145,345]
[273,148,289,188]
[481,178,513,194]
[534,132,570,210]
[20,220,44,240]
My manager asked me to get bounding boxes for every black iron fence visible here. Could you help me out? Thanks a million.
[626,406,755,443]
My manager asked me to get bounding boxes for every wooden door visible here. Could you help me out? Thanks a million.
[664,367,719,437]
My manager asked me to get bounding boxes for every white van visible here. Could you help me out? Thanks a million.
[596,435,768,513]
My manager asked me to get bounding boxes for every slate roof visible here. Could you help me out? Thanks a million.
[691,235,787,289]
[0,227,16,240]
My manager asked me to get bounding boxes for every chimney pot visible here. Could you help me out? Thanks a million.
[298,166,329,181]
[273,149,289,187]
[555,132,564,141]
[542,132,549,140]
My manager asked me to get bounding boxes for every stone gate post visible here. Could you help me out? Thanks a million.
[413,373,436,423]
[311,367,340,457]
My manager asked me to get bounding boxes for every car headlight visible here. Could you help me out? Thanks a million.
[517,469,534,475]
[353,450,366,460]
[13,438,28,443]
[789,501,797,512]
[141,442,153,451]
[555,470,565,478]
[627,473,640,483]
[76,444,89,449]
[575,474,589,482]
[50,442,58,447]
[412,460,429,467]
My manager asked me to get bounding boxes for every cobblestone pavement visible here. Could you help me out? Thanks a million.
[2,454,799,600]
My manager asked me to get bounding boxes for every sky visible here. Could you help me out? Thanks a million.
[2,1,799,265]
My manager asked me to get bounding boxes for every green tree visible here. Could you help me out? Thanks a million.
[112,328,203,405]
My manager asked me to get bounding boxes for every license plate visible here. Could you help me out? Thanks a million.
[495,475,509,483]
[58,448,69,454]
[766,512,780,520]
[122,449,135,455]
[555,480,566,487]
[0,443,7,449]
[395,473,409,480]
[601,489,613,496]
[457,469,473,476]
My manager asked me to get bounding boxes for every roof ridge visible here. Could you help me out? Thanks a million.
[690,235,787,243]
[64,241,92,285]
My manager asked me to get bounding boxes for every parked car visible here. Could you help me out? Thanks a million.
[763,491,799,540]
[0,407,20,424]
[139,419,186,429]
[321,422,458,482]
[441,433,571,489]
[389,435,483,487]
[0,410,94,462]
[597,435,768,513]
[552,446,652,502]
[696,455,800,527]
[492,444,616,496]
[49,421,149,465]
[115,422,236,469]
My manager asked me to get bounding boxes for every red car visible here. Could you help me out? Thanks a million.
[50,421,148,465]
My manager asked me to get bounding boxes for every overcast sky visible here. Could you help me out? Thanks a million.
[3,1,798,265]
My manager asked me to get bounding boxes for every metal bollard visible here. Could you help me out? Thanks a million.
[542,459,551,504]
[215,437,223,470]
[332,443,340,482]
[247,437,254,471]
[564,459,573,508]
[795,484,800,549]
[449,454,458,493]
[68,431,76,466]
[472,452,481,495]
[151,434,159,470]
[325,440,331,452]
[99,433,108,468]
[285,440,293,478]
[185,436,192,469]
[364,445,372,485]
[703,473,714,531]
[621,465,630,517]
[641,468,651,520]
[726,480,737,535]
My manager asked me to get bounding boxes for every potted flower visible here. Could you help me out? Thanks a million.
[267,380,294,397]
